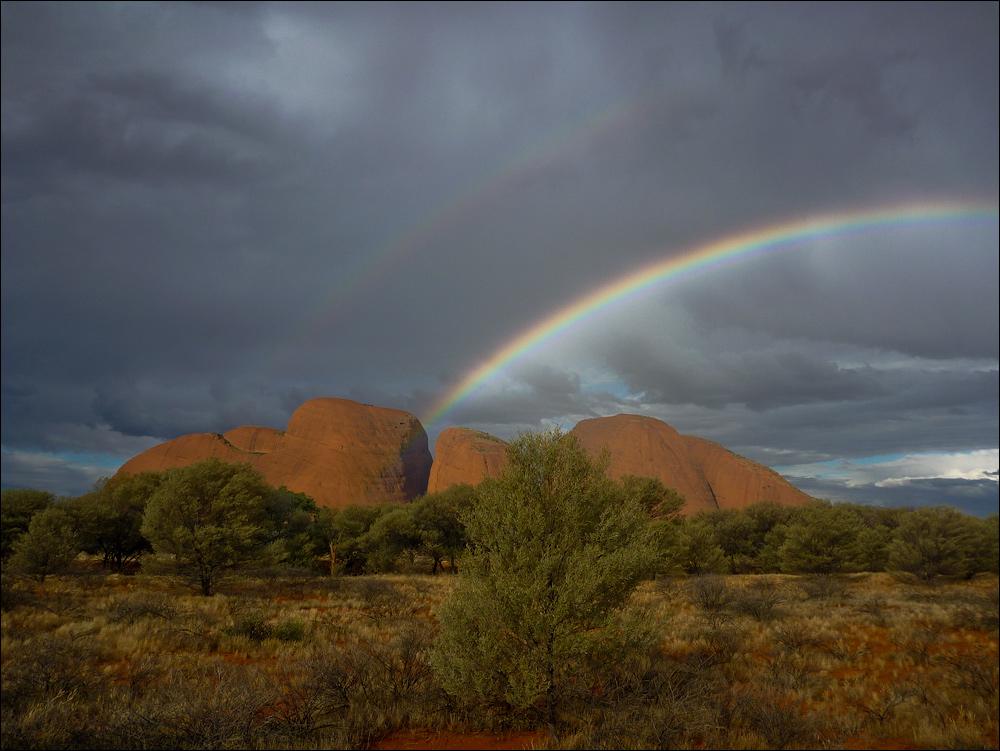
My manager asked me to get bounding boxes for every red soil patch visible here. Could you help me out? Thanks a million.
[829,667,864,680]
[371,729,546,750]
[842,738,919,750]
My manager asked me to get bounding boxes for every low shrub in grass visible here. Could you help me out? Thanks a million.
[221,617,306,642]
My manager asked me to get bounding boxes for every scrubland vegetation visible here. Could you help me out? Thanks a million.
[2,569,996,749]
[2,432,998,749]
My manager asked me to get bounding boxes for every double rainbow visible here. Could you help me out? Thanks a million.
[421,200,998,428]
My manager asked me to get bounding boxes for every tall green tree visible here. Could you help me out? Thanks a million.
[322,503,388,574]
[9,505,79,581]
[669,517,727,575]
[257,486,320,569]
[411,483,475,574]
[969,514,1000,575]
[430,428,657,732]
[619,475,686,520]
[1,488,55,563]
[365,505,422,572]
[69,472,161,572]
[887,505,979,580]
[704,501,792,573]
[140,459,269,595]
[776,501,865,574]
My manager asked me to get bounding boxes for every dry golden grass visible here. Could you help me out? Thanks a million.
[2,566,997,750]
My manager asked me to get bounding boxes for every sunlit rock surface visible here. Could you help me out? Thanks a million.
[115,398,432,510]
[570,414,812,514]
[426,427,509,493]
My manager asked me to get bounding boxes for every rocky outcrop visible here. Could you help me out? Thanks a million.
[116,399,811,515]
[115,398,432,511]
[570,414,812,514]
[426,427,509,493]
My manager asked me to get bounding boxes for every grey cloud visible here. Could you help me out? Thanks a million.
[2,3,996,507]
[785,475,998,518]
[602,331,890,410]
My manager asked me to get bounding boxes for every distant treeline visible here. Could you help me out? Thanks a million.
[2,458,997,593]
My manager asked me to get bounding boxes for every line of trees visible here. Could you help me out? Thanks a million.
[0,459,480,593]
[657,498,998,580]
[2,455,997,591]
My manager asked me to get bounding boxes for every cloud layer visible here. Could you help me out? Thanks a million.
[2,2,997,514]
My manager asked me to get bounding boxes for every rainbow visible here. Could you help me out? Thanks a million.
[421,200,999,428]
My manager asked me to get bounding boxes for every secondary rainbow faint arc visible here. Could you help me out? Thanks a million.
[422,200,999,429]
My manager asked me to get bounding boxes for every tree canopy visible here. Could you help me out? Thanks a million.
[140,459,270,595]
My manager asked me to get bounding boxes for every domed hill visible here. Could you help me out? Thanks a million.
[115,398,432,511]
[570,414,813,514]
[427,427,509,493]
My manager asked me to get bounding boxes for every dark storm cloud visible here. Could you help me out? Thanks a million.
[602,334,889,410]
[2,2,997,513]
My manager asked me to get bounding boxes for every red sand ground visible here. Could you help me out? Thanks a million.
[372,729,546,750]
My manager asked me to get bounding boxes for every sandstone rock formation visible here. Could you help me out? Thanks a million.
[116,398,811,515]
[115,398,432,511]
[426,427,509,493]
[569,414,812,514]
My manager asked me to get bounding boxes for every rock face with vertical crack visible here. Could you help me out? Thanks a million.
[115,398,432,511]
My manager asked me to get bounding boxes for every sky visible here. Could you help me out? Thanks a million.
[2,2,997,516]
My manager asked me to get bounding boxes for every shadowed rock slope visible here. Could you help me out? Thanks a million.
[115,398,432,511]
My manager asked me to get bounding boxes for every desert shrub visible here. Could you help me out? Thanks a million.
[938,652,999,700]
[552,644,729,749]
[221,616,306,643]
[314,620,437,716]
[431,429,658,731]
[353,577,411,623]
[799,573,849,601]
[687,574,734,627]
[8,506,80,581]
[104,592,177,625]
[1,694,97,751]
[777,501,866,574]
[0,574,33,611]
[97,660,277,750]
[891,624,944,666]
[951,585,1000,632]
[695,623,749,667]
[816,635,869,661]
[670,518,728,574]
[221,616,274,642]
[271,619,307,642]
[763,647,818,691]
[737,688,816,749]
[0,488,55,564]
[731,578,784,623]
[847,678,917,725]
[854,593,888,624]
[772,622,820,654]
[887,506,981,580]
[1,631,106,713]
